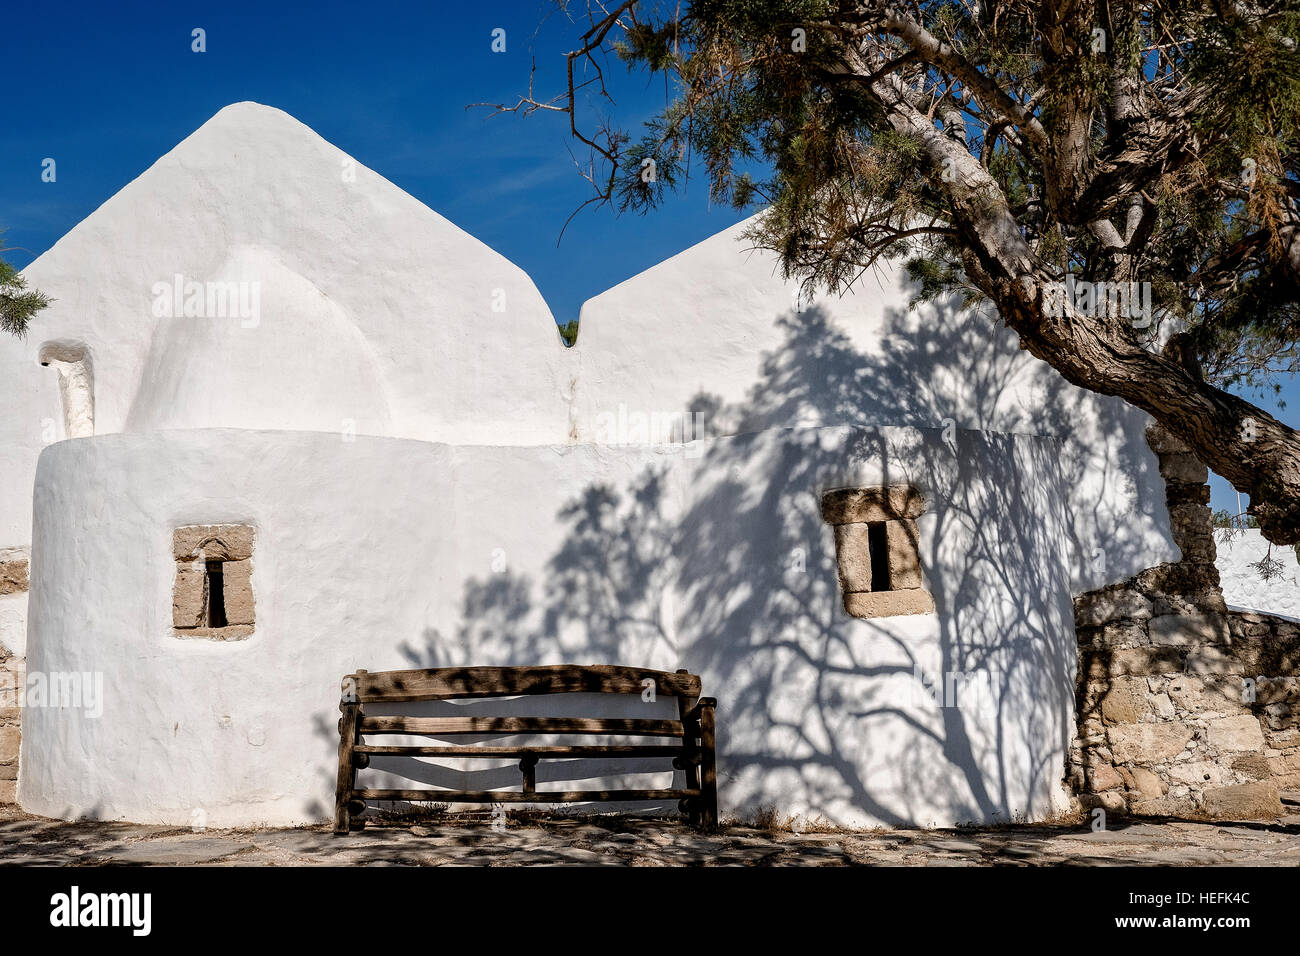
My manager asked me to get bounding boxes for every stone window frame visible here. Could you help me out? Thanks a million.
[38,340,95,439]
[172,525,255,640]
[821,486,935,618]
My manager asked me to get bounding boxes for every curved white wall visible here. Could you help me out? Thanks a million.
[22,426,1077,828]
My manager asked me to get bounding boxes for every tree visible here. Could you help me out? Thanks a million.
[558,319,580,346]
[487,1,1300,544]
[0,239,48,337]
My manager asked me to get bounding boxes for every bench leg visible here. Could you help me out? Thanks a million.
[698,701,718,831]
[678,735,701,827]
[334,702,361,835]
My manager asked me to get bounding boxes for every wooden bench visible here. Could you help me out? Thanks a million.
[333,664,717,833]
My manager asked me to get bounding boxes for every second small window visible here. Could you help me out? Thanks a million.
[822,486,934,618]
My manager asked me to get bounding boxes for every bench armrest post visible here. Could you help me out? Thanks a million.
[678,686,702,827]
[334,669,367,836]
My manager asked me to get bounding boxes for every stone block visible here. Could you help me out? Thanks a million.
[1147,612,1230,646]
[1087,764,1123,792]
[1108,723,1195,764]
[1167,760,1234,787]
[1130,767,1165,799]
[0,779,15,804]
[0,725,18,763]
[1079,791,1127,813]
[1251,677,1298,706]
[173,524,254,562]
[172,566,206,629]
[1187,589,1228,613]
[1145,423,1192,455]
[885,519,923,589]
[1134,561,1218,596]
[1085,646,1184,679]
[1100,679,1149,725]
[0,558,28,595]
[1233,636,1300,675]
[1203,781,1283,820]
[1159,454,1208,484]
[1168,502,1213,535]
[821,486,925,524]
[1176,535,1218,565]
[1206,715,1266,753]
[173,624,255,642]
[1167,675,1248,714]
[1231,754,1270,779]
[1266,752,1300,787]
[1130,796,1198,817]
[843,589,934,619]
[832,523,872,593]
[1186,646,1244,676]
[1098,622,1149,648]
[1074,588,1154,628]
[222,559,255,626]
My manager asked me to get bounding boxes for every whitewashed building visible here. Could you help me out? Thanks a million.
[5,102,1266,828]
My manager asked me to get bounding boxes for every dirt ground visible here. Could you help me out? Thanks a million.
[4,803,1300,866]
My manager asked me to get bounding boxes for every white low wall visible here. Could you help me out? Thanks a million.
[21,426,1077,828]
[1215,529,1300,620]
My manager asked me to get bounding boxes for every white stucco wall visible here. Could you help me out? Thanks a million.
[6,101,1187,826]
[0,101,1175,597]
[21,426,1077,828]
[571,218,1176,595]
[1215,529,1300,619]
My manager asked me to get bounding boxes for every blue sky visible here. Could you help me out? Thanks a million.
[1,0,1293,514]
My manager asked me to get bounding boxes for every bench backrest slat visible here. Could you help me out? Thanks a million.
[348,664,701,703]
[358,716,686,736]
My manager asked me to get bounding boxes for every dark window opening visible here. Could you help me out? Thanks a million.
[867,522,891,592]
[206,562,227,628]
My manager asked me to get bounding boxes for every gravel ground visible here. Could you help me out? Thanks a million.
[4,804,1300,866]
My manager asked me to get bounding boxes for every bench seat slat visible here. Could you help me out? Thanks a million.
[353,789,696,803]
[359,716,684,737]
[355,744,691,757]
[352,665,702,702]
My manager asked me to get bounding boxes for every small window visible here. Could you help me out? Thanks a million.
[205,562,227,627]
[866,522,891,591]
[822,486,934,618]
[172,525,254,640]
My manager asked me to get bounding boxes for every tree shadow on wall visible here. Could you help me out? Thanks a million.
[326,299,1163,827]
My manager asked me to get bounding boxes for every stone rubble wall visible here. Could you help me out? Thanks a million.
[0,643,20,805]
[1068,424,1298,819]
[0,552,24,804]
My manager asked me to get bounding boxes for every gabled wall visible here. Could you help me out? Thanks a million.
[571,218,1178,594]
[0,102,570,553]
